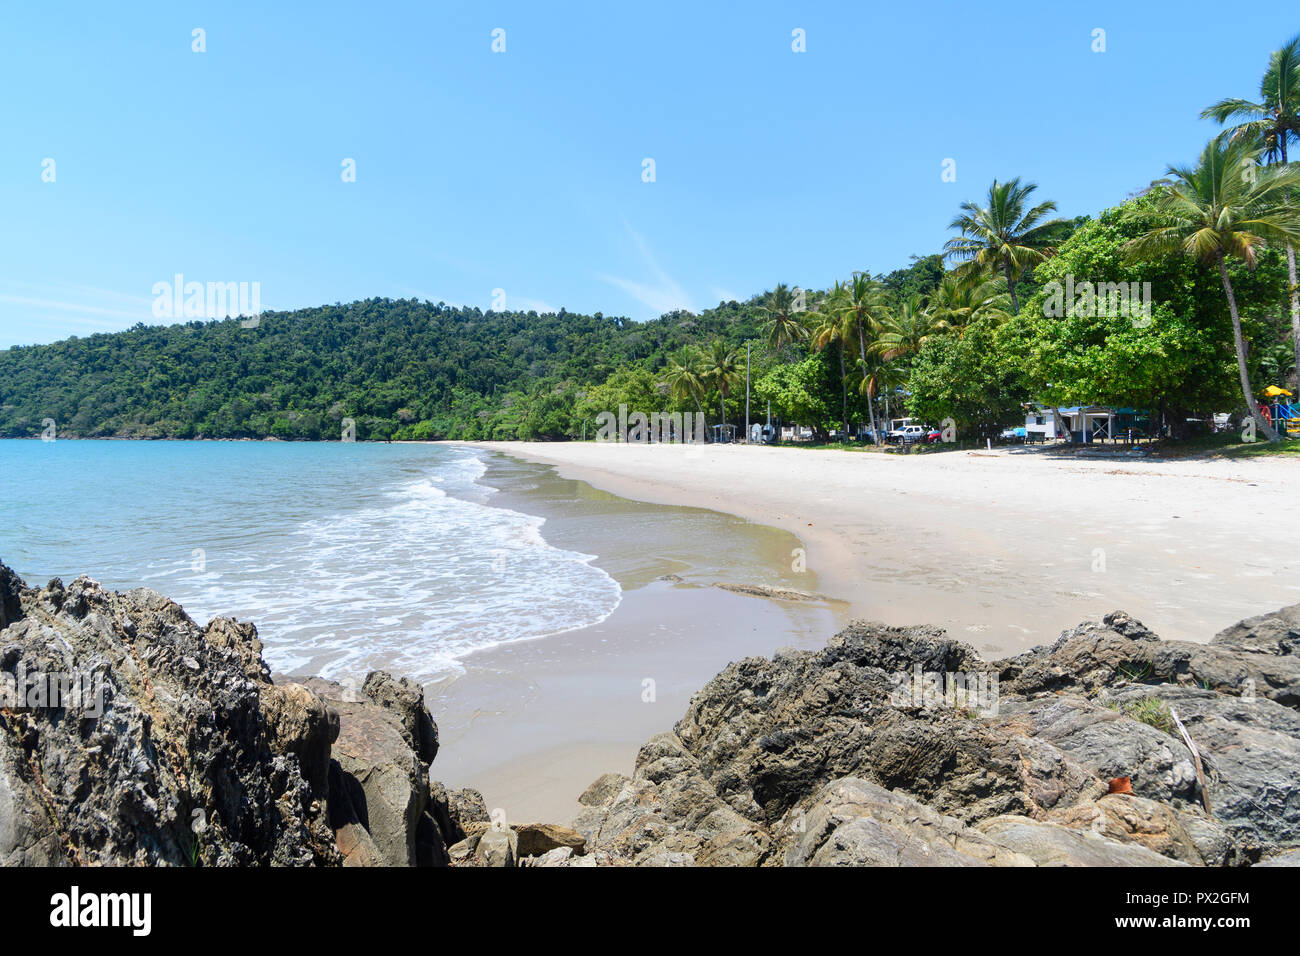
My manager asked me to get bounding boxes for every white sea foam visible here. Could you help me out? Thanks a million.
[170,448,620,683]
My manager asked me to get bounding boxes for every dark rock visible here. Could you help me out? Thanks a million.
[575,609,1300,867]
[0,568,336,866]
[0,563,24,631]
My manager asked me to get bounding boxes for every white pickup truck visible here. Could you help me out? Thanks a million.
[886,424,927,444]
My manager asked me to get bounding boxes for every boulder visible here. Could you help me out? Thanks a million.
[975,816,1189,866]
[461,821,586,858]
[475,828,517,867]
[302,674,446,867]
[781,778,1035,867]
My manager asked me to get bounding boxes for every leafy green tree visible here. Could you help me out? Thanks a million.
[754,353,834,439]
[1125,136,1300,440]
[908,319,1027,439]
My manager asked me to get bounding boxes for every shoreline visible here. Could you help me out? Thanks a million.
[427,449,844,821]
[466,441,1300,656]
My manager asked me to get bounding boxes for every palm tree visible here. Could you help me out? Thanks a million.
[1202,33,1300,387]
[835,273,891,442]
[662,347,708,422]
[943,177,1070,313]
[852,349,904,435]
[924,272,1013,338]
[699,340,743,429]
[808,281,851,433]
[756,283,809,355]
[1125,136,1300,442]
[872,294,943,362]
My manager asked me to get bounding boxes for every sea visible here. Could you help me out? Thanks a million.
[0,440,621,683]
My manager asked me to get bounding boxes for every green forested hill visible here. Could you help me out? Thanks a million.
[0,296,772,441]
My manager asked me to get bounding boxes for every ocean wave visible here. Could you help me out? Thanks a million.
[183,447,620,683]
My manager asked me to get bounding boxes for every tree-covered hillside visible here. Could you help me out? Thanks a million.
[0,296,779,441]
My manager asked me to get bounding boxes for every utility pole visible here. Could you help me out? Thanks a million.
[745,342,751,443]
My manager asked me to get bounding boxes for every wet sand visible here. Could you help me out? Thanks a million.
[428,452,843,822]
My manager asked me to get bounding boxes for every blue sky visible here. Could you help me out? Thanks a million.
[0,1,1292,347]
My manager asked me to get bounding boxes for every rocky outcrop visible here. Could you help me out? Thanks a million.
[571,611,1300,867]
[0,563,472,867]
[6,556,1298,869]
[0,572,337,866]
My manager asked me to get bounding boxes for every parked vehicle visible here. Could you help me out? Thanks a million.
[887,424,927,444]
[999,426,1027,441]
[925,426,943,443]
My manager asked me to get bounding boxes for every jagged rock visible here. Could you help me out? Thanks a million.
[1040,793,1219,864]
[522,846,575,867]
[0,570,336,866]
[1211,604,1300,658]
[0,563,24,630]
[1255,848,1300,866]
[360,671,439,765]
[1003,610,1300,707]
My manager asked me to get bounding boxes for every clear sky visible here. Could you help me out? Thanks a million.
[0,1,1292,347]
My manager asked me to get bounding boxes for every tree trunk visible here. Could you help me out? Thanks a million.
[1218,254,1280,442]
[1287,241,1299,395]
[1283,140,1299,398]
[839,342,848,434]
[1004,262,1020,314]
[857,318,879,444]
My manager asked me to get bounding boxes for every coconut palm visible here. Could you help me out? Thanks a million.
[808,281,852,433]
[943,177,1070,313]
[1125,136,1300,442]
[662,347,708,421]
[698,340,744,429]
[850,348,904,438]
[756,283,809,355]
[872,294,944,362]
[835,273,891,442]
[924,272,1013,338]
[1202,33,1300,387]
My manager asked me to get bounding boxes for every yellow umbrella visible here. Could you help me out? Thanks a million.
[1263,385,1293,397]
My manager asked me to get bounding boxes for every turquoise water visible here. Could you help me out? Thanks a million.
[0,440,620,682]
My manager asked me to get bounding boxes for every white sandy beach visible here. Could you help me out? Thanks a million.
[475,442,1300,657]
